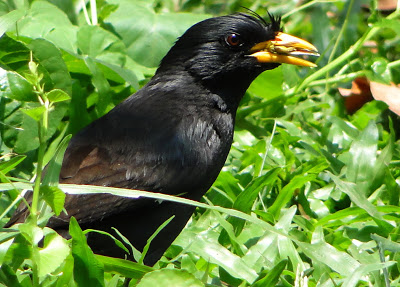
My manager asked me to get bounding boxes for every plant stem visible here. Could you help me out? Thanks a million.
[285,9,400,96]
[31,101,49,219]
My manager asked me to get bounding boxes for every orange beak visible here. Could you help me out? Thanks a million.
[249,32,319,67]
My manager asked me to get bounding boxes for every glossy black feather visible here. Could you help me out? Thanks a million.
[7,13,282,266]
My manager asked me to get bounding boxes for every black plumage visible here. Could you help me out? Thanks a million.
[7,13,318,266]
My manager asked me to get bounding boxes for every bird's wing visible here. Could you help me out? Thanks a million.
[7,97,209,228]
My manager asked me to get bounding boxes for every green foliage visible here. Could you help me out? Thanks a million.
[0,0,399,286]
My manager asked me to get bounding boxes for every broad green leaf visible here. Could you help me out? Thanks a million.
[0,68,36,102]
[40,186,66,216]
[248,68,283,100]
[297,240,360,276]
[15,1,77,53]
[76,25,139,89]
[18,221,43,246]
[182,230,258,283]
[46,89,70,103]
[137,269,204,287]
[69,217,104,287]
[38,230,70,279]
[11,111,39,153]
[0,8,26,38]
[0,35,30,69]
[29,39,72,95]
[105,0,209,67]
[77,25,125,60]
[21,106,46,122]
[346,120,378,193]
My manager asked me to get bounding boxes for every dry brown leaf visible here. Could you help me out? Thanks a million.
[338,77,373,114]
[370,81,400,116]
[377,0,398,11]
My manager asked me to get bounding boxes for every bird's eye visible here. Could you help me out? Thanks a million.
[225,33,242,47]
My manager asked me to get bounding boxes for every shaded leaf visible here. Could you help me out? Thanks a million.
[0,68,36,102]
[69,217,104,287]
[40,185,66,216]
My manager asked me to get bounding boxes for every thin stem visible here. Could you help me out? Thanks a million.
[30,102,48,219]
[325,0,355,91]
[308,71,365,87]
[282,0,342,20]
[81,0,92,25]
[388,59,400,69]
[90,0,98,26]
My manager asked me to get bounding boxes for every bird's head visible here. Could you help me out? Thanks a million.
[158,12,318,95]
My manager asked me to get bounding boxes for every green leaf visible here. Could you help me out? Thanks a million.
[105,1,209,67]
[84,228,131,255]
[46,89,70,103]
[83,57,113,116]
[330,173,383,220]
[77,25,125,60]
[29,39,72,95]
[341,261,395,287]
[40,186,66,216]
[0,68,36,102]
[253,259,287,287]
[180,230,258,283]
[38,230,70,279]
[369,57,392,84]
[269,174,316,218]
[95,254,152,279]
[137,269,204,287]
[371,234,400,253]
[0,8,26,38]
[76,24,139,90]
[248,68,283,100]
[18,220,44,246]
[21,106,46,122]
[69,217,104,287]
[297,240,360,277]
[345,120,379,193]
[140,216,174,264]
[0,263,23,287]
[0,155,26,174]
[16,1,77,53]
[220,168,280,245]
[42,134,71,186]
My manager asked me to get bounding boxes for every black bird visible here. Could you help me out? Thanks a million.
[7,12,318,266]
